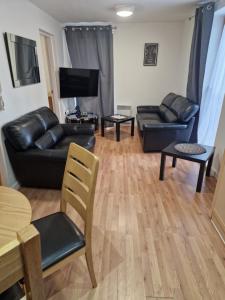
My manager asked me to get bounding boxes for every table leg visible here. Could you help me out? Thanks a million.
[196,162,206,193]
[101,119,105,137]
[131,119,135,136]
[172,157,177,168]
[159,153,166,180]
[116,123,120,142]
[206,153,214,177]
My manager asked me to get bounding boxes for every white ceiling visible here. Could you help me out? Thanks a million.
[30,0,198,23]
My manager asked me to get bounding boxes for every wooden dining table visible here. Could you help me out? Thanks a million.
[0,186,46,299]
[0,186,32,247]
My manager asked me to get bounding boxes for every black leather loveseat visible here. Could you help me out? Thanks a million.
[137,93,199,152]
[2,107,96,189]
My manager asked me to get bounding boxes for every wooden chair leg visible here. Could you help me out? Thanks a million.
[17,225,46,300]
[85,249,97,288]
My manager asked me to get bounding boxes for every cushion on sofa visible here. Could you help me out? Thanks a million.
[170,96,199,122]
[161,93,178,108]
[159,105,178,122]
[3,115,45,151]
[48,125,64,143]
[54,135,96,151]
[34,132,55,150]
[35,107,59,130]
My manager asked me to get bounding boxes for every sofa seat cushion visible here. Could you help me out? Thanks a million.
[54,135,96,151]
[136,112,162,121]
[138,119,162,132]
[33,212,85,270]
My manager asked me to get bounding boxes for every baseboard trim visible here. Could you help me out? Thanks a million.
[211,211,225,245]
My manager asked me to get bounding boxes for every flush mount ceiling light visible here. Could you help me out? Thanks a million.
[115,5,135,17]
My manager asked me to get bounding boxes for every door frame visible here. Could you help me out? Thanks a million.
[39,29,63,121]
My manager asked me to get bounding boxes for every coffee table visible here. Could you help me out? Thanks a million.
[159,142,215,192]
[101,115,135,142]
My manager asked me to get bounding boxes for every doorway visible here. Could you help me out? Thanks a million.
[39,31,58,114]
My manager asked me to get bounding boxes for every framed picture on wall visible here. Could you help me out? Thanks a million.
[143,43,158,66]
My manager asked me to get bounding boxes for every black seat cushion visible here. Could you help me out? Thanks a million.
[138,119,163,132]
[33,212,85,271]
[54,135,96,151]
[0,283,24,300]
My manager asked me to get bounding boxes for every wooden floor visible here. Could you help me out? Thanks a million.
[20,127,225,300]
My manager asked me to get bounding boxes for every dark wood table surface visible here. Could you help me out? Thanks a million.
[101,115,135,142]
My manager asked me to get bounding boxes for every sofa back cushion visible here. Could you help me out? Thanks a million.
[159,105,178,122]
[161,93,178,108]
[3,115,45,151]
[48,125,64,143]
[34,131,55,150]
[34,125,64,150]
[2,107,60,151]
[34,107,59,130]
[170,96,199,122]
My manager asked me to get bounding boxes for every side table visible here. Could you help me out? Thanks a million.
[159,142,215,193]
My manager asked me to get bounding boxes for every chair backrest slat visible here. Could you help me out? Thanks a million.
[63,173,89,206]
[67,158,92,187]
[62,188,86,221]
[61,143,99,239]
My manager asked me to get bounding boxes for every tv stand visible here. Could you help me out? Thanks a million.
[65,112,99,131]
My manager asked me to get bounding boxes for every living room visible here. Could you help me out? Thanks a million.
[1,0,225,299]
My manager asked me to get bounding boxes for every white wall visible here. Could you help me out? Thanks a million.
[0,0,64,187]
[113,22,190,113]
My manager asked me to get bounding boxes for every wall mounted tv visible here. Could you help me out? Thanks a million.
[59,67,99,98]
[4,33,40,88]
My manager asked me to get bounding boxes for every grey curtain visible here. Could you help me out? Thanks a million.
[65,25,114,117]
[187,2,214,142]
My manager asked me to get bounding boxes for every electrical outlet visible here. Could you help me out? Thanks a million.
[0,96,4,111]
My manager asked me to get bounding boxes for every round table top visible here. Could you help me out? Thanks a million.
[0,186,32,247]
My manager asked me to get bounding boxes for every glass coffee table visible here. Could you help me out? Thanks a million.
[101,114,135,142]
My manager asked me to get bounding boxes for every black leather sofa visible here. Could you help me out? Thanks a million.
[137,93,199,152]
[2,107,96,189]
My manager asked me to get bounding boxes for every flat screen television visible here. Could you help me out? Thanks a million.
[59,67,99,98]
[4,33,40,88]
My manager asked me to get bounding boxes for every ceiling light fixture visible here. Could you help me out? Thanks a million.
[115,5,134,17]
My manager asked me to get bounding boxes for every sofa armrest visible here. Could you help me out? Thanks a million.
[61,123,95,136]
[137,105,159,114]
[143,123,188,131]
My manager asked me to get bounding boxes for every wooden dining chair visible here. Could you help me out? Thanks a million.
[32,143,99,287]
